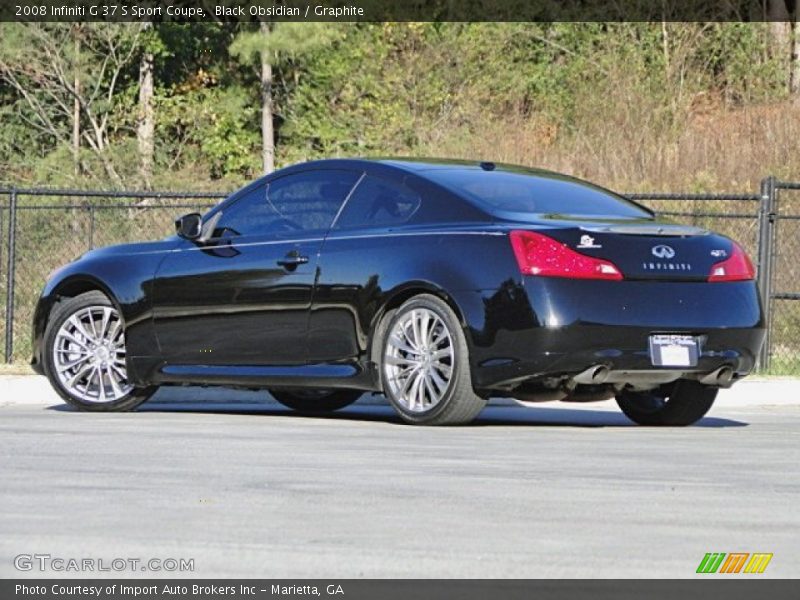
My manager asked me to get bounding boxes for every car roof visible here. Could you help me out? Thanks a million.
[271,157,633,209]
[281,157,580,181]
[212,157,649,224]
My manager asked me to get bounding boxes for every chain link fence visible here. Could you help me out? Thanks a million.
[0,188,224,364]
[0,178,798,373]
[768,181,800,375]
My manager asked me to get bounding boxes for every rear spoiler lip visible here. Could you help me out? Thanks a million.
[578,223,709,236]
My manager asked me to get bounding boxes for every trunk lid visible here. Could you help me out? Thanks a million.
[532,220,737,282]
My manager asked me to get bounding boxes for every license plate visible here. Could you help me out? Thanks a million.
[648,334,700,367]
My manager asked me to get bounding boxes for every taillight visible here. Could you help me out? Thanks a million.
[509,230,623,281]
[708,243,755,282]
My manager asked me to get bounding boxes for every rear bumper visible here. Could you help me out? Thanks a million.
[465,278,765,390]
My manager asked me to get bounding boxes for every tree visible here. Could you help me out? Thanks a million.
[766,0,799,98]
[258,22,274,174]
[794,22,800,98]
[71,24,81,177]
[229,23,345,174]
[137,22,155,189]
[0,23,143,185]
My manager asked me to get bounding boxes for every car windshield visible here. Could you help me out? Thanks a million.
[424,169,652,220]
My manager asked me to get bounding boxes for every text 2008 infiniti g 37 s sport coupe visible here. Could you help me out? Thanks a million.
[31,158,765,425]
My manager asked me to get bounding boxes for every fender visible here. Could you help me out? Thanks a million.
[32,270,120,373]
[30,241,173,383]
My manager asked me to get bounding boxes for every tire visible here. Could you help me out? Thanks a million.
[616,380,718,426]
[380,294,486,425]
[269,389,363,413]
[43,290,157,412]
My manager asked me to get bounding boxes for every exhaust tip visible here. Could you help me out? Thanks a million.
[590,366,610,383]
[715,366,734,386]
[573,365,610,385]
[699,366,735,387]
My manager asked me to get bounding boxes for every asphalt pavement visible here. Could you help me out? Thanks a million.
[1,375,798,578]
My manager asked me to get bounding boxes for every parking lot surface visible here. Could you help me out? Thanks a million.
[1,376,798,578]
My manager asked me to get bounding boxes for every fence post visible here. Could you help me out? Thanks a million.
[89,205,95,250]
[0,197,3,361]
[756,176,777,371]
[4,187,18,363]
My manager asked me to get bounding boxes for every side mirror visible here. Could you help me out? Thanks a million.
[175,213,202,240]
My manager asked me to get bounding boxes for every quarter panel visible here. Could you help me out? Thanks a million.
[310,227,521,363]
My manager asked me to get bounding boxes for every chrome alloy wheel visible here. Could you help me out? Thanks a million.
[53,305,132,403]
[383,307,454,412]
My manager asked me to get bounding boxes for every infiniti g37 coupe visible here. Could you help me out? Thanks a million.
[31,159,765,425]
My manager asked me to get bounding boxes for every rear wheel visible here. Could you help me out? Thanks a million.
[43,291,157,411]
[380,294,486,425]
[269,389,362,413]
[616,380,717,426]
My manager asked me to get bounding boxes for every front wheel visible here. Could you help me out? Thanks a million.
[269,389,363,413]
[616,380,717,426]
[43,291,157,411]
[380,294,486,425]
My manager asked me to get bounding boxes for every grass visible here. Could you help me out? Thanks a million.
[0,363,35,376]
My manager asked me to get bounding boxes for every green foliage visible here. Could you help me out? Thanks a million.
[199,88,261,179]
[1,22,799,191]
[229,23,346,65]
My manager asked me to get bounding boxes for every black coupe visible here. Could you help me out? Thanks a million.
[32,159,765,425]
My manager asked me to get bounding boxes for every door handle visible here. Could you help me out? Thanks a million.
[277,253,309,268]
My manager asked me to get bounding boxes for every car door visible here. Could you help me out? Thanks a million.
[309,173,423,362]
[152,169,361,366]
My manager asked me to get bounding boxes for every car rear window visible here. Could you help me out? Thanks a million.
[424,169,652,219]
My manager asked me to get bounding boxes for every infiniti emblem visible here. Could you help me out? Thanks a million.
[652,244,676,259]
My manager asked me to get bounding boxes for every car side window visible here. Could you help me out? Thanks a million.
[211,183,267,238]
[215,170,360,237]
[333,175,421,230]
